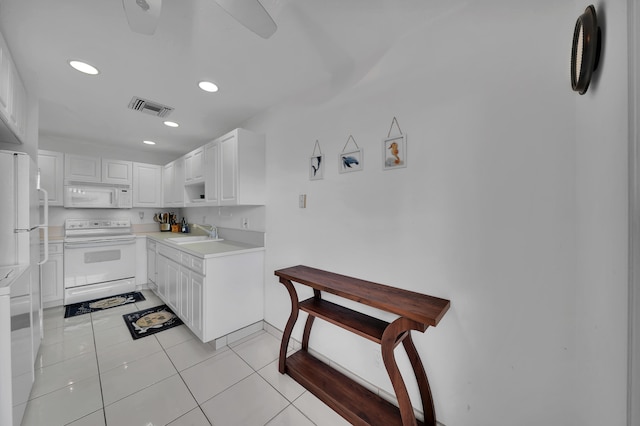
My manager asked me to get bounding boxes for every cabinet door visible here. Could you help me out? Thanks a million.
[189,273,204,338]
[102,159,132,185]
[65,154,101,182]
[156,255,167,298]
[41,252,63,308]
[37,150,64,206]
[172,158,185,206]
[133,163,162,207]
[162,162,174,206]
[184,147,204,183]
[219,133,238,204]
[146,246,156,285]
[179,267,190,319]
[10,62,26,139]
[0,36,10,119]
[191,147,204,182]
[166,258,180,312]
[204,141,219,204]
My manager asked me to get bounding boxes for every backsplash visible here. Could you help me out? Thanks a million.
[47,205,266,237]
[47,206,182,227]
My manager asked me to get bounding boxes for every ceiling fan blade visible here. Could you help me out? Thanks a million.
[214,0,277,39]
[122,0,162,35]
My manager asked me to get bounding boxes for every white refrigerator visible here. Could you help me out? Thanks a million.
[0,150,48,426]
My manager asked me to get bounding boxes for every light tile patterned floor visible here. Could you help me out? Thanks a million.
[21,290,350,426]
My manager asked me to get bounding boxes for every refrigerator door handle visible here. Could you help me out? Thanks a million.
[38,188,49,265]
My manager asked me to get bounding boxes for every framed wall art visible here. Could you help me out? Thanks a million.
[383,134,407,170]
[383,117,407,170]
[339,135,363,173]
[309,140,324,180]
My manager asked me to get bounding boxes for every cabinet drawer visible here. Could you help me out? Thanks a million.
[48,242,63,254]
[180,252,205,275]
[40,242,63,256]
[157,243,180,262]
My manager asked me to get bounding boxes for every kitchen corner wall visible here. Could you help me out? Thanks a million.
[243,1,629,425]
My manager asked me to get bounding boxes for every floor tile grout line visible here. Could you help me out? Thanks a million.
[155,331,212,426]
[27,317,99,404]
[227,338,317,426]
[40,295,322,426]
[89,311,109,426]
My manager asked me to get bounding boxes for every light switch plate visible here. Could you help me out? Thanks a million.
[299,194,307,208]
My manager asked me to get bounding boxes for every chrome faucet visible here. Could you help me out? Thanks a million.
[192,223,218,239]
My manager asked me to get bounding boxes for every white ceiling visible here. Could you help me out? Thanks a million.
[0,0,448,156]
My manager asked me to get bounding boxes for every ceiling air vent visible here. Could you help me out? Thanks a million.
[128,96,174,118]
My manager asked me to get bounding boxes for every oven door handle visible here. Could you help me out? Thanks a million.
[64,239,136,249]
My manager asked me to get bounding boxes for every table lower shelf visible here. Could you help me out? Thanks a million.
[285,350,425,426]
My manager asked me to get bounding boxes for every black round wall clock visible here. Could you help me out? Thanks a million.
[571,5,602,95]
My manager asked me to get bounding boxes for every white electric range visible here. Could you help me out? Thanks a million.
[63,218,136,305]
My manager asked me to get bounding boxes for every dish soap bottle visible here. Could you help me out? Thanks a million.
[181,217,188,233]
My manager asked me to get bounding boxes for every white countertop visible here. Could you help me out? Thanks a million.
[141,232,265,258]
[0,265,29,295]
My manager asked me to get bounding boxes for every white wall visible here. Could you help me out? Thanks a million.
[573,0,629,425]
[243,1,629,425]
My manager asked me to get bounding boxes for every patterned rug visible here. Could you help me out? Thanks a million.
[64,292,145,318]
[123,305,183,340]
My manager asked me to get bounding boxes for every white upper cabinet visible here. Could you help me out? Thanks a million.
[162,161,174,206]
[166,127,264,207]
[102,159,132,185]
[162,159,184,207]
[204,141,219,204]
[65,154,101,182]
[0,31,28,144]
[133,162,162,207]
[218,128,265,206]
[184,147,204,183]
[0,37,10,119]
[37,150,64,206]
[192,128,265,207]
[65,154,132,185]
[173,158,185,206]
[10,62,26,139]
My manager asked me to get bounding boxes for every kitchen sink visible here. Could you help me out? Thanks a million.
[166,236,224,244]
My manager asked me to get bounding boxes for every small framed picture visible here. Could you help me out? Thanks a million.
[309,154,324,180]
[383,134,407,170]
[339,149,363,173]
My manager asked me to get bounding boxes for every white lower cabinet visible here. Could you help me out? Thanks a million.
[154,240,263,343]
[146,239,157,291]
[165,257,180,312]
[40,241,63,308]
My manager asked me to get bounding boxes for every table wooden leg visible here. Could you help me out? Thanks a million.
[402,331,435,426]
[301,290,322,350]
[278,278,299,374]
[382,317,430,426]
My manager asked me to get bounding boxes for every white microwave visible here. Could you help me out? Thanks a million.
[63,182,132,209]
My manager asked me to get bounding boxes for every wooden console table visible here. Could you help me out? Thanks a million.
[275,265,450,426]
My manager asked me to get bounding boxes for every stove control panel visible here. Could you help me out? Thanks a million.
[64,219,131,236]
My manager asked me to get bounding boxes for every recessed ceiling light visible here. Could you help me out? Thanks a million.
[198,81,219,93]
[68,60,99,75]
[143,140,156,145]
[163,121,179,127]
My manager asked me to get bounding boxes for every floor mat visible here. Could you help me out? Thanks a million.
[64,292,145,318]
[122,305,184,340]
